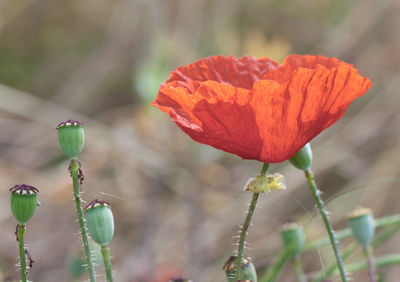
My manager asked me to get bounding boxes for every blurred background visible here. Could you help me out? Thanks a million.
[0,0,399,281]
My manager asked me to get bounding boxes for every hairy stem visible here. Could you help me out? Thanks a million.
[70,160,96,282]
[305,169,347,282]
[234,163,269,280]
[101,245,114,282]
[18,224,27,282]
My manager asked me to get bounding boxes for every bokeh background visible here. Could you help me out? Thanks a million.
[0,0,399,281]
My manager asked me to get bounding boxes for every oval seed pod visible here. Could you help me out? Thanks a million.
[223,256,257,282]
[281,222,305,257]
[348,208,375,247]
[57,119,85,159]
[85,199,114,246]
[10,184,39,224]
[289,143,313,171]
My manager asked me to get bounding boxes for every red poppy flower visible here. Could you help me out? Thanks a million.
[153,55,372,163]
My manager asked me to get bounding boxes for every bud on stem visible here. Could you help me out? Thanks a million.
[223,255,257,282]
[57,119,84,159]
[348,208,375,247]
[10,184,39,224]
[289,143,312,171]
[85,199,114,246]
[281,223,305,257]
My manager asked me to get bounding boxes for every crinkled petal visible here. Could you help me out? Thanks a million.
[253,61,372,162]
[166,55,279,91]
[153,55,372,163]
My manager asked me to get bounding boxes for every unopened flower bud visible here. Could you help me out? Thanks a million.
[348,207,375,247]
[10,184,39,224]
[281,222,305,257]
[223,255,257,282]
[244,173,286,193]
[85,199,114,246]
[289,143,312,171]
[57,119,85,159]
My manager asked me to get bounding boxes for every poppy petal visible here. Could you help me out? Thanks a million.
[167,55,279,90]
[153,55,372,163]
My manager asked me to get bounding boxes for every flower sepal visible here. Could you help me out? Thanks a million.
[289,143,312,171]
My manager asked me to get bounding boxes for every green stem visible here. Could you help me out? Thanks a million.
[101,245,114,282]
[305,169,347,282]
[234,163,269,281]
[312,242,357,282]
[18,224,27,282]
[372,220,400,249]
[304,213,400,251]
[344,253,400,273]
[364,246,377,282]
[260,247,292,282]
[293,257,306,282]
[70,160,96,282]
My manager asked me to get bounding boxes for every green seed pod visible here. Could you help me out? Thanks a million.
[57,119,85,159]
[10,184,39,224]
[85,199,114,246]
[348,208,375,247]
[289,143,313,171]
[243,173,287,193]
[223,256,257,282]
[281,222,305,257]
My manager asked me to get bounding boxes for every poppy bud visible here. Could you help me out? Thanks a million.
[223,255,257,282]
[281,222,305,257]
[10,184,39,224]
[348,208,375,247]
[243,173,286,193]
[289,143,312,171]
[85,199,114,246]
[56,119,85,159]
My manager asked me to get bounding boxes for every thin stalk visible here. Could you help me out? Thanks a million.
[344,253,400,273]
[304,213,400,251]
[364,246,377,282]
[312,242,358,282]
[372,221,400,249]
[305,169,347,282]
[312,221,400,282]
[260,247,292,282]
[101,245,113,282]
[18,224,27,282]
[234,163,269,280]
[70,160,96,282]
[293,257,306,282]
